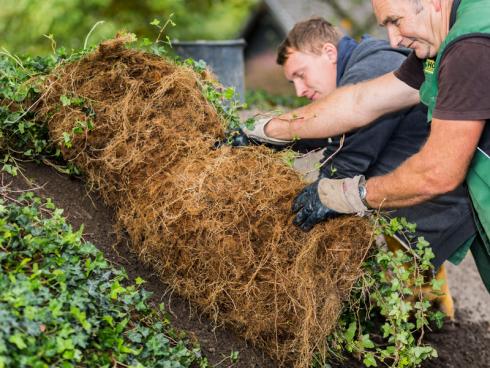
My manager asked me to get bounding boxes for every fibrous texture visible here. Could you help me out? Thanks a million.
[38,37,373,367]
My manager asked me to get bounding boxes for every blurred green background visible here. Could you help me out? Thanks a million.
[0,0,258,55]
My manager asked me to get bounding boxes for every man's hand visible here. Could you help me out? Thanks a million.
[215,117,292,149]
[241,117,291,146]
[292,180,340,231]
[317,175,370,216]
[224,128,251,147]
[292,175,371,231]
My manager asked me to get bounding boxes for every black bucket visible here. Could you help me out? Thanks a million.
[172,39,246,102]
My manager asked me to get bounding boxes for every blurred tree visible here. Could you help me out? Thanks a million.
[321,0,378,39]
[0,0,258,55]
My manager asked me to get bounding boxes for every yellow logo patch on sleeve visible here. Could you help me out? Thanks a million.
[424,59,436,75]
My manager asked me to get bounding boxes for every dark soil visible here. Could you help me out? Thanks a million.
[6,162,490,368]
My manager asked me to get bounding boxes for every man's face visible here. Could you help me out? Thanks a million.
[282,45,337,101]
[372,0,444,59]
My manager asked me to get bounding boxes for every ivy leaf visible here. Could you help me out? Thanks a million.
[361,334,375,349]
[230,350,239,363]
[9,334,27,349]
[431,278,445,291]
[224,87,235,100]
[344,321,357,343]
[62,132,72,148]
[2,164,17,176]
[363,353,377,367]
[244,117,255,130]
[60,95,71,106]
[150,19,161,27]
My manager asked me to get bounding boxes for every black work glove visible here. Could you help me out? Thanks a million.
[227,128,251,146]
[292,180,340,232]
[213,127,287,151]
[213,128,251,149]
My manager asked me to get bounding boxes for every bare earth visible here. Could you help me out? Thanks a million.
[446,256,490,323]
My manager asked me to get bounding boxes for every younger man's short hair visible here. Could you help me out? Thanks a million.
[276,17,342,65]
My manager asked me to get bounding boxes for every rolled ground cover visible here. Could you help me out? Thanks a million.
[38,37,373,367]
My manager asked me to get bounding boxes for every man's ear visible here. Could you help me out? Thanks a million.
[321,42,338,64]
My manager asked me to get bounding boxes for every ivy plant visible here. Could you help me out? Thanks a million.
[324,216,445,368]
[0,193,208,368]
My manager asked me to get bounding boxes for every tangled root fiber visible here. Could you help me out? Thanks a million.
[39,36,222,205]
[38,37,373,367]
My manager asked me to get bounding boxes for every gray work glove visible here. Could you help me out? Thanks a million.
[317,175,371,216]
[214,117,292,148]
[241,117,291,146]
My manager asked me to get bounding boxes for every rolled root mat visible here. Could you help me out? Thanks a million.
[119,146,373,366]
[39,36,223,206]
[39,37,374,367]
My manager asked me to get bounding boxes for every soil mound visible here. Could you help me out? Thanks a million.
[38,37,373,367]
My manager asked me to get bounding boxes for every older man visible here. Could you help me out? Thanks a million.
[245,0,490,292]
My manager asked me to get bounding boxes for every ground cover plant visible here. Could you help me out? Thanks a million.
[0,50,54,175]
[327,217,444,368]
[0,34,446,368]
[0,46,90,176]
[0,191,207,368]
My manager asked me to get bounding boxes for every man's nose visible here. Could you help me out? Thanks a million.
[294,80,308,98]
[387,25,403,48]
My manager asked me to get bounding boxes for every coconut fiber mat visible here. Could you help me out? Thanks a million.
[37,37,374,367]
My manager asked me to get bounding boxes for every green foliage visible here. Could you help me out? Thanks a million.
[57,94,96,150]
[0,46,96,176]
[0,193,208,367]
[245,89,309,110]
[0,0,258,55]
[183,58,245,130]
[326,216,443,368]
[143,15,176,57]
[280,150,299,168]
[0,52,56,169]
[317,0,378,40]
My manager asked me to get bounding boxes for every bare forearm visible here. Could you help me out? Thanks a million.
[265,72,419,140]
[365,155,446,208]
[265,85,365,139]
[364,119,484,209]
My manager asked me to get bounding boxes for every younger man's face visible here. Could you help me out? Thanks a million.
[282,44,338,101]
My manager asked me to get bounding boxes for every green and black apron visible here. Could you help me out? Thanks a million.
[419,0,490,292]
